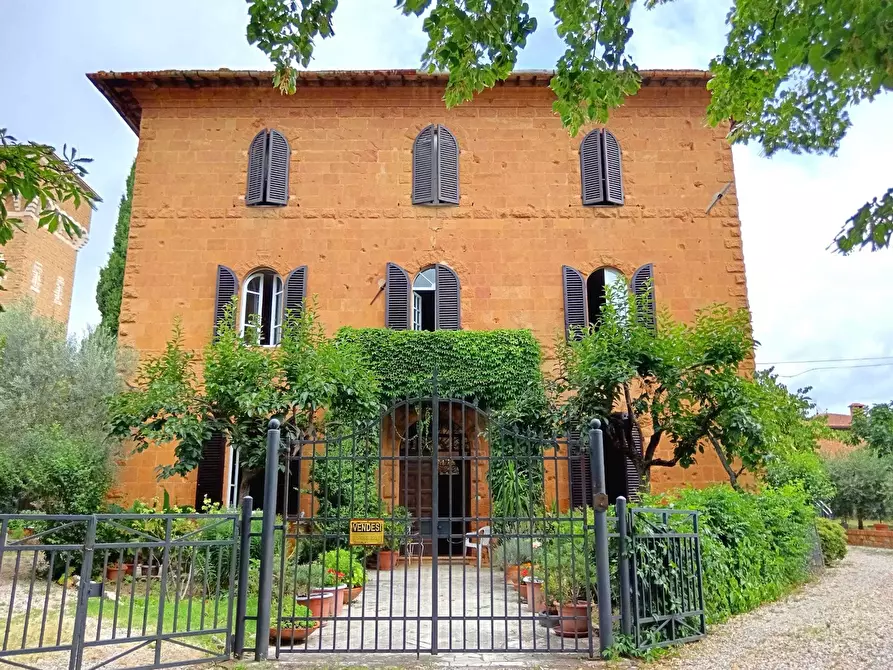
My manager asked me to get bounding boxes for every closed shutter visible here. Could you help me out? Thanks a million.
[195,431,226,508]
[246,130,267,206]
[436,125,459,205]
[568,430,592,508]
[434,263,461,330]
[602,130,624,205]
[631,263,656,332]
[265,129,290,206]
[284,266,307,319]
[214,265,238,338]
[625,421,643,501]
[385,262,411,330]
[580,129,605,206]
[562,265,589,340]
[412,125,436,205]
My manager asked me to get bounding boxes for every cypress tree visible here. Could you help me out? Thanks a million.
[96,162,135,335]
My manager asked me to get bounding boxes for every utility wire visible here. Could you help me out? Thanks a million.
[773,362,893,379]
[758,355,893,365]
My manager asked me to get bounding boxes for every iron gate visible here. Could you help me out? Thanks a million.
[0,510,243,670]
[271,388,603,656]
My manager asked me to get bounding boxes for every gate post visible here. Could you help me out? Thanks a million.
[588,419,613,654]
[69,515,97,670]
[234,495,254,659]
[616,496,632,636]
[256,419,281,661]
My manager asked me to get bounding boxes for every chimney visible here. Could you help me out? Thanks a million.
[849,402,866,417]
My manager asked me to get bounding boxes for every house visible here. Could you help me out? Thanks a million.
[1,177,96,324]
[89,68,750,511]
[818,402,864,456]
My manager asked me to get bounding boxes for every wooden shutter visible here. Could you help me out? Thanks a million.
[264,129,290,206]
[284,266,307,318]
[568,429,592,508]
[631,263,656,332]
[434,263,461,330]
[385,262,411,330]
[625,421,643,501]
[436,125,459,205]
[195,431,226,508]
[562,265,589,340]
[412,125,436,205]
[602,130,624,205]
[246,130,267,206]
[580,129,605,206]
[214,265,238,338]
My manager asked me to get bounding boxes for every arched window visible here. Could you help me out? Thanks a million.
[412,125,459,206]
[246,129,290,206]
[240,270,283,346]
[412,268,437,331]
[385,262,461,330]
[580,129,624,206]
[586,267,626,327]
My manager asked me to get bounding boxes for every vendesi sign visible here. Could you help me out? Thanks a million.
[349,519,385,546]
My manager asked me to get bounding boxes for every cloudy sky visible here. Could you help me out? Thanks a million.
[2,0,891,413]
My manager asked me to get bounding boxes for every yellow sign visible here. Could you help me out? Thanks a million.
[349,519,385,546]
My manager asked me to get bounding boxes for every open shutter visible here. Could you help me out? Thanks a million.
[385,262,411,330]
[214,265,238,338]
[631,263,656,332]
[284,266,307,318]
[436,125,459,205]
[246,130,267,206]
[265,129,290,206]
[562,265,589,340]
[625,421,643,501]
[195,431,226,508]
[412,125,436,205]
[580,129,605,205]
[602,130,624,205]
[434,263,461,330]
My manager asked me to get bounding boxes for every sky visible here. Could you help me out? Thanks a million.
[2,0,891,414]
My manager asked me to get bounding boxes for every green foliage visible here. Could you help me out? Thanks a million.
[383,505,412,552]
[96,162,134,336]
[541,508,596,605]
[334,327,544,413]
[815,517,847,565]
[0,302,128,513]
[849,401,893,458]
[645,484,817,623]
[320,548,365,587]
[825,448,893,527]
[764,449,836,504]
[245,1,891,252]
[110,302,379,493]
[0,129,98,303]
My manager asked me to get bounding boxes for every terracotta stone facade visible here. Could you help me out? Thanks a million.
[90,69,751,506]
[847,526,893,549]
[1,195,93,325]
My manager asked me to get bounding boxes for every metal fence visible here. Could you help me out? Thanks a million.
[0,508,246,670]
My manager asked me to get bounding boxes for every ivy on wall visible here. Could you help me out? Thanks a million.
[334,328,545,413]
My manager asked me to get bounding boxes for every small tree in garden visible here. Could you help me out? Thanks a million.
[110,300,380,497]
[848,401,893,458]
[825,448,893,528]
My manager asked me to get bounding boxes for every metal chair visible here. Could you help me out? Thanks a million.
[464,526,491,567]
[405,521,425,565]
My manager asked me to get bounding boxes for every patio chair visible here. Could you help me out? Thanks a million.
[464,526,491,567]
[405,520,425,565]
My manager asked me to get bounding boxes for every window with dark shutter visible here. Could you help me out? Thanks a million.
[284,266,307,319]
[568,430,592,508]
[385,262,411,330]
[434,263,461,330]
[580,129,624,206]
[631,263,656,332]
[245,129,290,207]
[562,266,589,340]
[195,431,226,508]
[412,124,459,206]
[214,265,238,339]
[625,422,643,501]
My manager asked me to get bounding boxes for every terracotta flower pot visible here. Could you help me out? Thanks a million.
[312,585,348,615]
[377,550,399,570]
[346,586,364,603]
[105,564,129,582]
[270,622,320,643]
[295,592,333,619]
[524,577,545,613]
[558,601,591,635]
[505,564,523,585]
[875,523,889,530]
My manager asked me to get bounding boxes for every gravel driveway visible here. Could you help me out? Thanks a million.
[649,546,893,670]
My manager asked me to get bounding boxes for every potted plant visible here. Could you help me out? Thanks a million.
[522,565,545,613]
[321,548,366,603]
[312,567,349,615]
[293,563,336,619]
[378,506,411,570]
[492,527,541,586]
[542,543,595,636]
[271,602,320,644]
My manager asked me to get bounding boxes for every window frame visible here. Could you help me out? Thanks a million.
[239,269,284,347]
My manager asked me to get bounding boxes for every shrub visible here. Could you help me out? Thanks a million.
[645,484,817,623]
[764,449,835,504]
[815,518,847,565]
[320,548,365,587]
